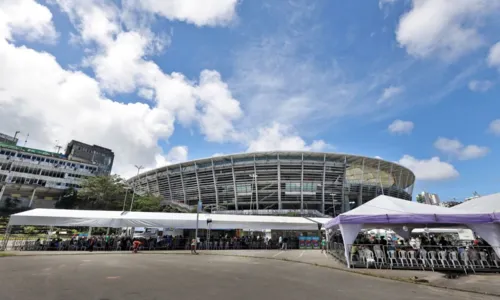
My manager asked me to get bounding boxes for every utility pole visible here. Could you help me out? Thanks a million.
[129,165,144,211]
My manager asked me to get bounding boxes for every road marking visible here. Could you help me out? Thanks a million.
[298,251,305,258]
[323,252,328,258]
[82,260,91,262]
[273,251,284,257]
[106,276,120,280]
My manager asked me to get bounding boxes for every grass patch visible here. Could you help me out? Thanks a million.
[0,252,15,257]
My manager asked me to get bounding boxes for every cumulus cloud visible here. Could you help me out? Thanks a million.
[138,88,154,100]
[396,0,500,60]
[377,85,404,104]
[0,0,57,43]
[489,119,500,135]
[468,80,494,92]
[0,0,245,178]
[246,123,332,152]
[488,42,500,69]
[388,120,414,135]
[133,0,239,27]
[434,137,489,160]
[398,155,459,181]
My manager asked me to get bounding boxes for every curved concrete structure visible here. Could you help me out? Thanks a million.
[127,152,415,216]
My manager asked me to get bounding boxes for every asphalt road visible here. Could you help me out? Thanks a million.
[0,254,496,300]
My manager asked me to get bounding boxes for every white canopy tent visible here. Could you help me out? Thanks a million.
[7,209,331,231]
[452,193,500,213]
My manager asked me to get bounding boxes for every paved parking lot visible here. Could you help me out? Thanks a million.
[0,252,498,300]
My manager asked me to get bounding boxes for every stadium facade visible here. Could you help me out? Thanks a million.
[128,152,415,216]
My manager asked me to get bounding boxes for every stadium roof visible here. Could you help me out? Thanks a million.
[8,209,331,231]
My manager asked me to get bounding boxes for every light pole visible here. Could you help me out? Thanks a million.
[129,165,144,211]
[249,173,258,211]
[122,186,131,211]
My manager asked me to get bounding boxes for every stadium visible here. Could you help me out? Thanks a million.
[128,152,415,216]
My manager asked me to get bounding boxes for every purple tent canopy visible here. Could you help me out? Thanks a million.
[325,195,500,267]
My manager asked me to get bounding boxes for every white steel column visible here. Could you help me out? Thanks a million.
[321,154,326,214]
[0,185,5,202]
[253,155,259,209]
[145,175,151,194]
[377,160,383,195]
[155,171,160,197]
[166,168,174,201]
[340,156,347,213]
[211,159,219,208]
[277,154,281,210]
[28,188,37,207]
[358,158,365,207]
[300,153,304,211]
[179,165,187,204]
[231,157,238,210]
[194,162,202,203]
[404,171,410,199]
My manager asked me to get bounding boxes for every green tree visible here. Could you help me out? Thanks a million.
[416,194,425,204]
[78,175,127,210]
[55,188,79,209]
[132,193,163,212]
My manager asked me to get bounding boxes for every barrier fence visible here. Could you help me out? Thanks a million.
[328,242,500,273]
[1,235,302,252]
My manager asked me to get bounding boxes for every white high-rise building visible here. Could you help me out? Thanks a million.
[421,191,441,206]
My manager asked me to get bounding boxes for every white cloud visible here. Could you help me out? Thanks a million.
[246,123,331,152]
[0,0,244,178]
[0,0,57,42]
[468,80,494,92]
[489,119,500,135]
[154,146,188,167]
[396,0,500,60]
[196,70,243,142]
[374,156,383,159]
[377,85,404,104]
[398,155,459,181]
[212,153,225,157]
[388,120,414,135]
[434,137,489,160]
[138,88,154,100]
[379,0,398,9]
[133,0,239,27]
[488,42,500,69]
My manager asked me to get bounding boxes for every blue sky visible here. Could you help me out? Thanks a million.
[1,0,500,201]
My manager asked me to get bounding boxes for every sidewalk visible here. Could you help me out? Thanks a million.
[4,249,500,296]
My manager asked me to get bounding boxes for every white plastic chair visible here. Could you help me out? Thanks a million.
[438,251,450,267]
[364,249,376,268]
[418,249,430,268]
[449,251,461,268]
[398,250,409,266]
[479,251,490,268]
[469,249,481,268]
[407,250,418,267]
[428,251,439,268]
[374,249,386,265]
[490,251,500,268]
[387,250,398,268]
[358,248,366,264]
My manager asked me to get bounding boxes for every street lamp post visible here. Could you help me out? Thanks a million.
[129,165,144,212]
[122,187,131,211]
[249,174,258,211]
